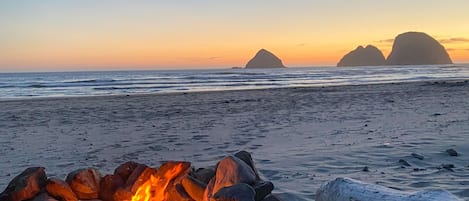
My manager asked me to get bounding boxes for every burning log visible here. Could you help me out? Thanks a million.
[99,175,124,201]
[65,168,102,200]
[315,177,463,201]
[112,161,192,201]
[181,175,206,201]
[45,178,78,201]
[124,164,156,194]
[145,161,191,201]
[0,167,47,201]
[113,163,156,201]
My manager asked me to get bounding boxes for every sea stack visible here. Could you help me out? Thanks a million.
[245,49,285,68]
[337,45,386,67]
[386,32,452,65]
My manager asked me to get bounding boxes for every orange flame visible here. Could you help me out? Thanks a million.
[130,163,186,201]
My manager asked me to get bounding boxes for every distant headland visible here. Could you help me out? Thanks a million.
[338,32,453,67]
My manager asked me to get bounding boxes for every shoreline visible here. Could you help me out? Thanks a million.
[1,78,468,103]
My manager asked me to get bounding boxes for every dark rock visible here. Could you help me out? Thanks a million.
[386,32,452,65]
[213,156,257,193]
[245,49,285,68]
[261,194,283,201]
[167,183,193,201]
[399,159,411,167]
[99,175,124,201]
[65,168,101,200]
[234,151,261,180]
[213,183,255,201]
[0,167,47,201]
[114,161,140,182]
[45,178,78,201]
[112,188,133,201]
[203,178,216,201]
[192,168,216,184]
[203,156,257,201]
[442,164,455,170]
[413,168,426,172]
[30,192,59,201]
[411,153,425,160]
[362,166,370,172]
[337,45,386,67]
[446,149,458,156]
[253,181,274,201]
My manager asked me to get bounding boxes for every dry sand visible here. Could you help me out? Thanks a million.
[1,80,469,200]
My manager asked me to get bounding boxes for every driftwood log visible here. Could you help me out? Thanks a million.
[315,177,463,201]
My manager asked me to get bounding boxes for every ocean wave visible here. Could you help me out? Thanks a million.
[2,65,469,99]
[64,78,116,84]
[0,85,14,89]
[212,71,267,76]
[93,85,176,90]
[29,84,47,88]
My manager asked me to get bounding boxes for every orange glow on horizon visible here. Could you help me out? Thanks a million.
[1,30,468,71]
[1,1,469,71]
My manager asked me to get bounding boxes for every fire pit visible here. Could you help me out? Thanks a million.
[0,151,278,201]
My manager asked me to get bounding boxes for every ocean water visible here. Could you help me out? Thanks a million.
[1,64,469,99]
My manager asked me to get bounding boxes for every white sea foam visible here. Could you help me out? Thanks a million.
[1,65,468,99]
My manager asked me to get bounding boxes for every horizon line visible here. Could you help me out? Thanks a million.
[2,63,469,74]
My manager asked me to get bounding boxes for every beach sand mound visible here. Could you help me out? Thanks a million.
[337,45,386,67]
[386,32,453,65]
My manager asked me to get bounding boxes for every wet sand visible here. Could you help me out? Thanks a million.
[1,80,469,200]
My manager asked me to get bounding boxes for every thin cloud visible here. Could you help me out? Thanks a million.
[445,48,469,52]
[297,43,306,47]
[439,37,469,44]
[208,57,222,60]
[375,38,394,43]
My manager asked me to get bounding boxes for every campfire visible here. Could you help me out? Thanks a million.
[0,151,278,201]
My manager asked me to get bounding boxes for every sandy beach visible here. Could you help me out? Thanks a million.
[1,80,469,200]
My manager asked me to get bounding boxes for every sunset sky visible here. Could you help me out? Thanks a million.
[1,0,469,72]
